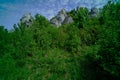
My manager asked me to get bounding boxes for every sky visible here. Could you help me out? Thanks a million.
[0,0,108,29]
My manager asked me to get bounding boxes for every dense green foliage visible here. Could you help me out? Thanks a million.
[0,1,120,80]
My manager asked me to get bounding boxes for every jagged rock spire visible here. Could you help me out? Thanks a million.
[89,7,98,17]
[19,13,34,27]
[50,9,73,27]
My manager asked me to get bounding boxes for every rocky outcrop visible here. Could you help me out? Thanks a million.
[63,16,73,24]
[19,13,34,27]
[50,9,73,27]
[89,7,98,17]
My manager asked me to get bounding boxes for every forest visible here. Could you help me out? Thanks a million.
[0,1,120,80]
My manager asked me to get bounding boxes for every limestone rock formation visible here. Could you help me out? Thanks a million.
[89,7,98,17]
[63,16,73,24]
[19,13,34,27]
[50,9,73,27]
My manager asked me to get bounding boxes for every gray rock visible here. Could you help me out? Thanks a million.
[89,7,98,17]
[57,9,67,22]
[63,16,73,24]
[50,17,61,27]
[19,13,34,27]
[50,9,73,27]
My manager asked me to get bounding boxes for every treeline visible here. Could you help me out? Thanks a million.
[0,1,120,80]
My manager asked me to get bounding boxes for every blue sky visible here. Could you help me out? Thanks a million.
[0,0,107,29]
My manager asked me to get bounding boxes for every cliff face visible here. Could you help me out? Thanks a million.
[89,7,99,17]
[19,13,34,27]
[50,9,73,27]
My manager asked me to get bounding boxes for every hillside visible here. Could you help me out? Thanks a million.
[0,1,120,80]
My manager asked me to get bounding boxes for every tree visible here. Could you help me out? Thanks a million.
[96,2,120,79]
[72,7,89,28]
